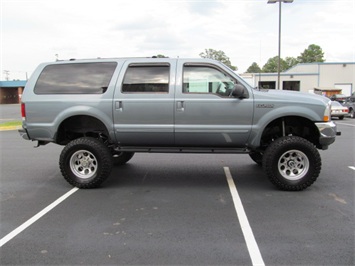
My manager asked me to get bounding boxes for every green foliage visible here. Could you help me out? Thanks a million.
[285,57,299,69]
[297,44,325,63]
[152,54,169,58]
[262,56,289,73]
[246,62,262,73]
[199,48,238,71]
[246,44,325,73]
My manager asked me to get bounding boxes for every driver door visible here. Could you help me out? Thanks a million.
[174,62,253,147]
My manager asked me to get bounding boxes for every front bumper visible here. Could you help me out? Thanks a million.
[315,121,340,150]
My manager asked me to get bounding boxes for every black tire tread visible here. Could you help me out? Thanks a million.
[262,136,321,191]
[59,137,113,189]
[249,151,263,166]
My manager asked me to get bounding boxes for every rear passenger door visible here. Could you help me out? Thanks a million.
[113,59,175,146]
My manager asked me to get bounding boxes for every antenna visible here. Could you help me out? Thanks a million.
[3,70,10,81]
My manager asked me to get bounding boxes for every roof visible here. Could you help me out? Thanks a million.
[0,80,27,88]
[314,87,342,91]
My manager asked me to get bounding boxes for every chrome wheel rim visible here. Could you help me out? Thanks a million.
[278,150,309,181]
[70,150,98,179]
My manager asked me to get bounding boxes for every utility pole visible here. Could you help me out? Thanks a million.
[267,0,293,90]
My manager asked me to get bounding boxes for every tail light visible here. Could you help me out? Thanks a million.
[21,103,26,120]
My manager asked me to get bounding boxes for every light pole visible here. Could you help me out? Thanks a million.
[267,0,293,90]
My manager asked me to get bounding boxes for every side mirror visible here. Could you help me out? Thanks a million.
[231,84,247,98]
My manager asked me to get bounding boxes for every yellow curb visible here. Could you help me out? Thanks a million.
[0,126,21,131]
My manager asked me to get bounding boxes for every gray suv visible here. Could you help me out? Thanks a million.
[19,58,339,190]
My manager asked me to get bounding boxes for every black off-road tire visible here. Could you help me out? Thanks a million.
[59,137,113,188]
[262,136,321,191]
[249,151,263,166]
[112,152,135,165]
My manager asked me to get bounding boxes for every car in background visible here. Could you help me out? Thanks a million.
[343,95,355,118]
[330,94,348,104]
[331,101,348,120]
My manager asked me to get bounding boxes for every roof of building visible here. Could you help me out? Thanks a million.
[0,80,27,88]
[314,87,342,91]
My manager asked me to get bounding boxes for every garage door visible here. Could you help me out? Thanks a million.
[335,83,352,96]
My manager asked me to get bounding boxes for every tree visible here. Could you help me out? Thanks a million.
[262,56,288,73]
[152,54,169,58]
[246,62,262,73]
[297,44,325,63]
[199,48,238,71]
[285,57,299,69]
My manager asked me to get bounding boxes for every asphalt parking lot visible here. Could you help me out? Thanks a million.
[0,104,354,265]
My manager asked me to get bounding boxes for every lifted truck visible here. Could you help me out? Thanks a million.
[19,58,339,190]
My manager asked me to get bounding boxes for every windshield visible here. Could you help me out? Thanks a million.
[331,101,342,106]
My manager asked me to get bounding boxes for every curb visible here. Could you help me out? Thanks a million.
[0,126,21,131]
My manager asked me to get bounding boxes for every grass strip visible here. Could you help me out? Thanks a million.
[0,120,22,130]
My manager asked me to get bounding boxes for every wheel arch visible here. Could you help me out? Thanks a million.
[249,116,320,150]
[56,115,111,145]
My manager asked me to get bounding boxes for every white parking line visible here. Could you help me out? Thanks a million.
[349,166,355,171]
[0,187,79,247]
[336,122,355,127]
[224,167,265,266]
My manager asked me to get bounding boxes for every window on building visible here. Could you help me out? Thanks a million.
[283,81,300,91]
[259,81,276,90]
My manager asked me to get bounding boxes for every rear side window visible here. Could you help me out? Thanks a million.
[122,65,169,93]
[34,62,117,94]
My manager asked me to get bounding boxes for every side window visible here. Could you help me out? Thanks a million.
[183,65,236,97]
[122,65,169,93]
[34,62,117,94]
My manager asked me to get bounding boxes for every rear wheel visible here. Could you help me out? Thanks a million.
[262,136,321,191]
[59,137,113,188]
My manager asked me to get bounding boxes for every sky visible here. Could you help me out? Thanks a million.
[1,0,354,80]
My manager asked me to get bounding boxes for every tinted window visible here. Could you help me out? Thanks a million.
[183,65,236,97]
[122,65,169,93]
[34,62,117,94]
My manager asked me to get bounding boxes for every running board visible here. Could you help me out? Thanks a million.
[114,146,250,154]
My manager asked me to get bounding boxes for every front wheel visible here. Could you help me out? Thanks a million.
[349,109,355,118]
[262,136,321,191]
[59,137,113,188]
[249,151,263,166]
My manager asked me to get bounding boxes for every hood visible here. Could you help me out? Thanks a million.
[252,89,330,105]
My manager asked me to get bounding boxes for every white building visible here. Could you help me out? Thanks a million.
[241,62,355,96]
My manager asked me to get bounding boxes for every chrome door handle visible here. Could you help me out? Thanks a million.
[115,101,123,111]
[177,101,184,112]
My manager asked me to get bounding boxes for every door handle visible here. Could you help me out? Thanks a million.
[177,101,184,112]
[115,101,123,111]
